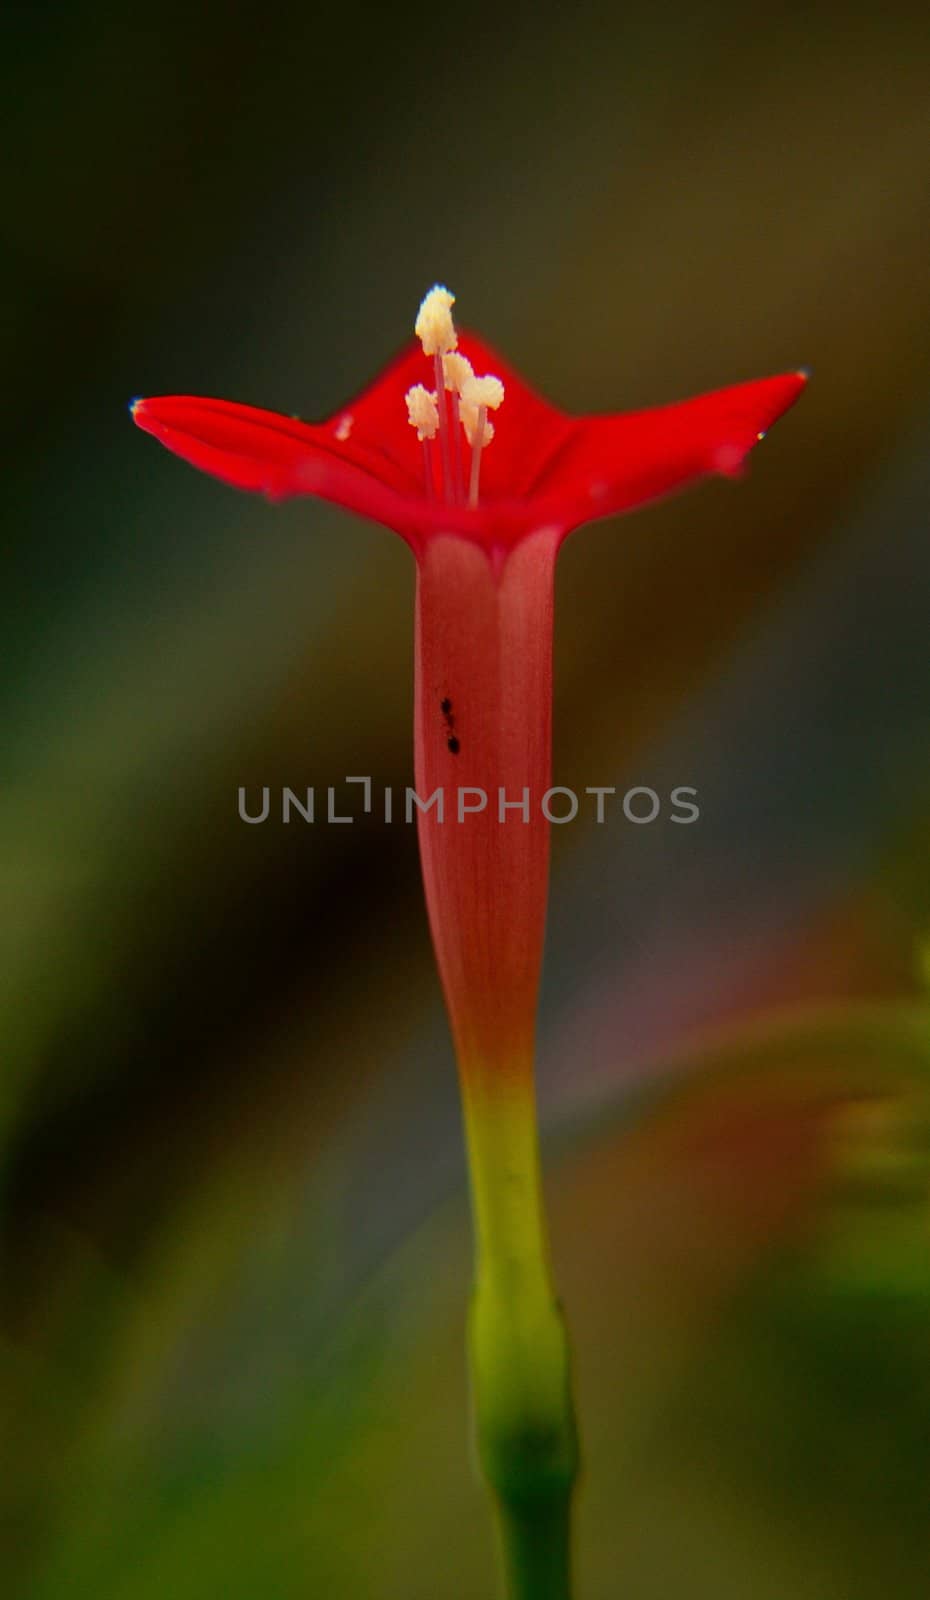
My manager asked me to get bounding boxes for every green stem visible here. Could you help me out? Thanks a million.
[459,1063,579,1599]
[495,1494,574,1600]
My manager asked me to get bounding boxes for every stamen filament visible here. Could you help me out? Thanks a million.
[421,438,435,501]
[450,392,465,505]
[468,405,487,509]
[433,352,454,505]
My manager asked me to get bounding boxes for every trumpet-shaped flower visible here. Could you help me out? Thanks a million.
[132,287,806,1596]
[132,288,805,1096]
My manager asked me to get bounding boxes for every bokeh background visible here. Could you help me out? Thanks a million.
[3,2,930,1595]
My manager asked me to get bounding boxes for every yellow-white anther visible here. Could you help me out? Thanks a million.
[405,384,439,441]
[415,285,458,356]
[460,371,504,448]
[462,373,505,412]
[460,403,495,448]
[442,351,474,394]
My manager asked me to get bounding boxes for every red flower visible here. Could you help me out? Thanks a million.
[132,290,806,1576]
[132,290,805,1093]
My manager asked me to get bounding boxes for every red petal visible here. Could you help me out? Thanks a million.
[536,372,808,533]
[131,393,398,496]
[130,393,434,545]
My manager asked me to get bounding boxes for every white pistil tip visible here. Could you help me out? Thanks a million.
[415,285,458,356]
[405,383,440,441]
[442,351,474,393]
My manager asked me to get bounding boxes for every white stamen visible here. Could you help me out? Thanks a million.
[405,383,439,441]
[460,370,504,450]
[462,374,503,507]
[415,286,458,357]
[468,405,488,508]
[406,287,506,510]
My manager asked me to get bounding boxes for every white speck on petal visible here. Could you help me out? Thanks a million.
[335,414,354,441]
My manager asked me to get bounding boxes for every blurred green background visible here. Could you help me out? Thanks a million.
[3,2,930,1595]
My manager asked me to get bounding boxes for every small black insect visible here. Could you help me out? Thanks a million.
[440,695,460,750]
